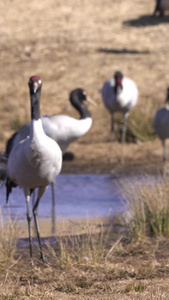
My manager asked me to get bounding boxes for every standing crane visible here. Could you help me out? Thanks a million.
[100,71,138,164]
[153,87,169,165]
[6,76,62,265]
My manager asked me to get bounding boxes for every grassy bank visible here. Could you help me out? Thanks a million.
[1,175,169,298]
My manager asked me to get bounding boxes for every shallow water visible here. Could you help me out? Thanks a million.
[0,174,125,220]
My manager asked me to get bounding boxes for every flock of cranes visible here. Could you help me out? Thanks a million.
[3,71,169,265]
[2,0,169,266]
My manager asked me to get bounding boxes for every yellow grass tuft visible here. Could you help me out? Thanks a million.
[119,175,169,239]
[0,209,18,271]
[44,218,120,266]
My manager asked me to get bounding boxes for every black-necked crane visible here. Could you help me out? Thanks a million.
[153,87,169,164]
[100,71,138,164]
[6,88,94,155]
[153,0,169,16]
[6,88,94,234]
[6,76,62,265]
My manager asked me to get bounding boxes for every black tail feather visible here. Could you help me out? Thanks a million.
[0,152,7,181]
[6,178,11,203]
[6,177,17,204]
[6,131,18,157]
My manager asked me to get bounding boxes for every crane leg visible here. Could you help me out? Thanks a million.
[162,140,168,175]
[33,186,48,263]
[25,189,34,266]
[153,0,163,16]
[110,114,115,163]
[51,182,56,235]
[162,139,167,164]
[31,189,37,237]
[153,3,159,16]
[121,113,128,164]
[32,189,36,208]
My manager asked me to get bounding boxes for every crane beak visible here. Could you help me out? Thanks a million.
[86,97,97,106]
[33,82,39,93]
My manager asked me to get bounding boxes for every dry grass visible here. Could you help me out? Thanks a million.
[1,217,169,299]
[0,210,18,273]
[1,180,169,299]
[52,220,118,266]
[118,175,169,239]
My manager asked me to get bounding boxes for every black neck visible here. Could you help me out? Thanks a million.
[70,90,91,119]
[166,92,169,103]
[114,86,117,95]
[74,102,91,119]
[30,92,41,120]
[156,0,161,8]
[114,83,122,95]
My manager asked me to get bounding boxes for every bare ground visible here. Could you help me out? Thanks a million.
[2,232,169,299]
[0,0,169,298]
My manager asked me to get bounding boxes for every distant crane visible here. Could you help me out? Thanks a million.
[153,87,169,164]
[100,71,138,164]
[6,88,94,234]
[153,0,169,16]
[6,76,62,265]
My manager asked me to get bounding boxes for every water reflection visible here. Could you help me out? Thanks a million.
[0,175,125,220]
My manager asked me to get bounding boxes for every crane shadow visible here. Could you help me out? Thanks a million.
[97,48,150,55]
[123,14,169,27]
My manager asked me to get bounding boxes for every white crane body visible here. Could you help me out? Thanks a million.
[101,77,138,115]
[7,119,62,189]
[100,71,138,163]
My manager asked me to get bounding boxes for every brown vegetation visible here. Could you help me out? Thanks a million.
[1,213,169,299]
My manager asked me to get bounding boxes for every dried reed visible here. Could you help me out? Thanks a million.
[119,175,169,239]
